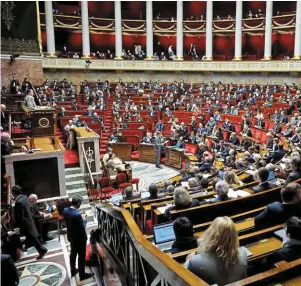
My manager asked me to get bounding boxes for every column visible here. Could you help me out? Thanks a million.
[81,1,90,58]
[264,1,273,60]
[176,0,183,60]
[205,1,213,60]
[293,0,301,59]
[146,1,153,59]
[45,1,56,57]
[234,1,243,60]
[114,1,123,59]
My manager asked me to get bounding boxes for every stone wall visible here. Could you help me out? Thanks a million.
[43,69,301,85]
[1,56,45,87]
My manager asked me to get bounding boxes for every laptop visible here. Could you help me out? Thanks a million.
[111,193,124,206]
[267,171,276,182]
[153,222,176,251]
[274,229,286,241]
[140,191,150,199]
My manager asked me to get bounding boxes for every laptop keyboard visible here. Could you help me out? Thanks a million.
[157,241,174,251]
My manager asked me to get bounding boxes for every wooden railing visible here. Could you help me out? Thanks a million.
[96,203,208,286]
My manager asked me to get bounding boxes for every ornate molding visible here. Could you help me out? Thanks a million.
[42,58,301,73]
[1,38,39,54]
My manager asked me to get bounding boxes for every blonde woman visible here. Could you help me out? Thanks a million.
[185,217,248,285]
[164,187,200,221]
[223,171,243,188]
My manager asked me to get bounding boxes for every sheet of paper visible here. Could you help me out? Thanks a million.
[245,170,256,176]
[228,189,238,199]
[235,190,251,197]
[181,182,189,188]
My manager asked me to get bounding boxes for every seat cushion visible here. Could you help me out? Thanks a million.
[129,178,139,183]
[119,183,131,189]
[102,187,114,193]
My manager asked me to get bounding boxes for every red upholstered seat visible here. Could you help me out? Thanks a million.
[116,173,131,193]
[99,177,113,201]
[129,178,140,191]
[119,183,131,188]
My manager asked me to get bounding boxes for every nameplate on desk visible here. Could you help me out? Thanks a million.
[11,152,26,156]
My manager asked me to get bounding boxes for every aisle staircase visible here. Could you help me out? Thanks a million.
[65,167,95,224]
[99,95,114,155]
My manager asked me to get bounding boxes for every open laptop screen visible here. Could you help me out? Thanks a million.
[153,222,175,245]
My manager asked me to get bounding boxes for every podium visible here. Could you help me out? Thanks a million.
[139,144,156,163]
[165,147,184,169]
[28,107,56,136]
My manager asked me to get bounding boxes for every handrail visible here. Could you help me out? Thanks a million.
[96,203,208,285]
[80,142,94,185]
[6,176,11,206]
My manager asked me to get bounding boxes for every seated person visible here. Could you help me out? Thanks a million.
[286,157,301,184]
[267,143,286,164]
[223,171,243,188]
[181,167,200,182]
[142,132,153,144]
[188,178,201,191]
[170,217,198,254]
[123,186,140,201]
[199,156,213,173]
[166,185,175,195]
[209,180,231,203]
[103,148,113,166]
[158,180,171,193]
[185,217,247,285]
[28,194,53,242]
[252,167,275,193]
[199,177,209,190]
[106,159,118,178]
[142,183,162,201]
[255,182,301,228]
[164,187,200,221]
[174,137,184,149]
[266,216,301,264]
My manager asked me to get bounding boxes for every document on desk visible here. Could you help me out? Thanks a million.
[228,189,238,199]
[181,182,189,188]
[235,190,251,197]
[245,170,256,176]
[157,204,173,214]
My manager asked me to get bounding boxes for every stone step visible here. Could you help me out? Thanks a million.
[65,173,84,182]
[66,180,86,190]
[65,167,82,175]
[66,187,87,197]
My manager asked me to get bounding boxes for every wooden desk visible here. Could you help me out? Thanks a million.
[4,136,66,199]
[185,155,199,168]
[111,143,132,161]
[38,210,60,242]
[165,147,184,169]
[74,127,101,175]
[139,143,156,164]
[28,107,56,136]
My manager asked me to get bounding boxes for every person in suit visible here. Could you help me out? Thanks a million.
[123,186,140,201]
[174,137,184,149]
[142,183,162,201]
[142,132,153,144]
[286,157,301,184]
[267,216,301,264]
[12,185,48,259]
[63,195,94,281]
[267,143,286,164]
[155,120,164,131]
[228,132,240,146]
[199,156,213,172]
[187,178,202,191]
[154,131,165,168]
[23,89,36,110]
[252,167,275,193]
[1,254,19,286]
[28,194,53,242]
[254,183,301,228]
[209,180,232,203]
[170,217,198,254]
[273,120,282,134]
[10,77,20,93]
[164,187,200,221]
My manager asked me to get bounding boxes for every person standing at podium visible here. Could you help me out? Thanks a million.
[154,131,165,168]
[24,89,36,110]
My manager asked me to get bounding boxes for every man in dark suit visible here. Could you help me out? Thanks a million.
[154,131,165,168]
[286,157,301,184]
[199,156,213,173]
[63,195,94,281]
[12,185,48,259]
[10,77,20,93]
[255,183,301,228]
[273,120,282,134]
[124,186,140,201]
[267,143,286,163]
[228,132,240,146]
[267,216,301,264]
[1,254,19,286]
[252,167,275,193]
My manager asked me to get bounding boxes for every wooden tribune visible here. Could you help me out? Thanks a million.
[139,143,156,164]
[28,108,56,136]
[165,146,184,169]
[111,142,132,161]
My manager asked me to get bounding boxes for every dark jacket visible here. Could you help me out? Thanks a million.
[209,195,231,204]
[1,254,19,286]
[14,194,39,238]
[63,207,87,243]
[252,181,275,193]
[286,169,301,184]
[255,202,301,228]
[199,162,212,172]
[267,240,301,264]
[164,199,200,221]
[170,236,198,254]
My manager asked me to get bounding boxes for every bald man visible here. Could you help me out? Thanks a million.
[29,194,53,242]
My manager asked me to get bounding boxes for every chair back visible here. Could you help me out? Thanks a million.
[116,173,127,184]
[99,177,110,188]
